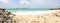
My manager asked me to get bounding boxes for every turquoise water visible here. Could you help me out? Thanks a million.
[5,8,51,12]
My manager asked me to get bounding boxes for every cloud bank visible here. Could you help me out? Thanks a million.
[0,0,60,8]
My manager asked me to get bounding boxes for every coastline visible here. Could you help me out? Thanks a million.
[12,10,56,16]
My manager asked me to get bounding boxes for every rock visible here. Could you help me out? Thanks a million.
[49,8,60,10]
[0,8,15,23]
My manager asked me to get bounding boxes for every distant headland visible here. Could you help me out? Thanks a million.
[49,8,60,10]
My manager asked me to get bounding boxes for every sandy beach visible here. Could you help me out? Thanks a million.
[12,10,60,23]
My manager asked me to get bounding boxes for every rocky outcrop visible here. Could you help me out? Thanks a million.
[49,8,60,10]
[0,8,15,23]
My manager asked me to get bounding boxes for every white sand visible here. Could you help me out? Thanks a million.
[13,10,60,23]
[12,10,56,16]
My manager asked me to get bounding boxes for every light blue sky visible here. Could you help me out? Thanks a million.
[0,0,60,8]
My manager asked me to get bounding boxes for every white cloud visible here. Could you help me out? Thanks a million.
[0,0,60,8]
[20,0,30,5]
[0,0,9,3]
[28,0,59,8]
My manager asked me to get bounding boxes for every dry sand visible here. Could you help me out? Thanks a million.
[12,10,60,23]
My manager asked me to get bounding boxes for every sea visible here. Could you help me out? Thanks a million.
[5,8,52,12]
[5,8,55,15]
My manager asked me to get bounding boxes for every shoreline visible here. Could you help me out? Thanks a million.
[12,10,57,16]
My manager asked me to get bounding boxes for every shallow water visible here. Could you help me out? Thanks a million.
[6,8,51,12]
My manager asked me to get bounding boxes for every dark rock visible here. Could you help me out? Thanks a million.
[0,8,6,12]
[49,8,60,10]
[0,8,15,23]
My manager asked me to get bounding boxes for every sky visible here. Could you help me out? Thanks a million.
[0,0,60,8]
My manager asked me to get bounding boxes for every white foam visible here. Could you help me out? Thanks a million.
[12,10,56,15]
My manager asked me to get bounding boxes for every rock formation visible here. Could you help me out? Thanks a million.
[49,8,60,10]
[0,8,15,23]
